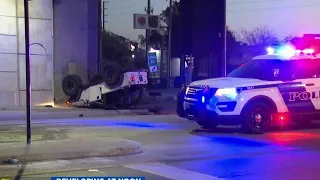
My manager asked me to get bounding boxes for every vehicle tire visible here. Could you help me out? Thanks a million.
[241,102,271,134]
[103,61,124,88]
[62,74,83,97]
[176,87,186,117]
[197,121,218,129]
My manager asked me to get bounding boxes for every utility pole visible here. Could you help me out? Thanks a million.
[24,0,31,144]
[222,0,227,77]
[102,1,108,31]
[167,0,173,87]
[145,0,151,57]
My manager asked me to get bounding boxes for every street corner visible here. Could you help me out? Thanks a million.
[138,95,177,115]
[0,137,143,164]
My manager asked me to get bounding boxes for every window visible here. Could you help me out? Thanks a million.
[263,60,292,81]
[227,60,264,79]
[227,59,292,81]
[291,59,320,79]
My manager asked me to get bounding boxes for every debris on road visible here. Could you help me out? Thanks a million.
[6,158,19,164]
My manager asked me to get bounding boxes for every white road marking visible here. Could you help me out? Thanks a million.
[88,169,104,173]
[88,169,99,172]
[125,162,225,180]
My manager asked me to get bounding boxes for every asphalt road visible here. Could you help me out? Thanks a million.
[2,114,320,180]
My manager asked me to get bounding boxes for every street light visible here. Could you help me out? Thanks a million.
[24,0,31,144]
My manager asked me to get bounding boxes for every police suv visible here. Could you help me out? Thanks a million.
[177,46,320,133]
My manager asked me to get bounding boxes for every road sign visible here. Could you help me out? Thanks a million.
[149,65,157,72]
[148,52,157,72]
[133,14,160,30]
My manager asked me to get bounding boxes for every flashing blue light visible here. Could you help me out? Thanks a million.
[266,46,315,56]
[201,96,205,103]
[267,46,295,56]
[266,47,275,54]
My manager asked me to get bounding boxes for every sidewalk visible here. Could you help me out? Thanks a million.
[0,125,143,176]
[0,106,149,120]
[0,137,141,164]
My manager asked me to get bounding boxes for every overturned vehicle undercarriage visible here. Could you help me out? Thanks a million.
[61,61,148,109]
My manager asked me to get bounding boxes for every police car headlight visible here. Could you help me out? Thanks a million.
[215,88,238,97]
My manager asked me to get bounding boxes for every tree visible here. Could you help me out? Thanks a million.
[237,26,279,57]
[161,0,180,26]
[138,34,146,47]
[239,26,279,46]
[226,27,243,64]
[283,35,301,44]
[101,30,138,68]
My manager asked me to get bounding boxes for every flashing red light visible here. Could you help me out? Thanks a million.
[280,116,285,121]
[267,46,316,56]
[273,113,288,123]
[302,48,315,54]
[277,113,288,124]
[130,76,135,81]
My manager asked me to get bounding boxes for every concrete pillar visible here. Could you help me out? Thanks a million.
[53,0,100,103]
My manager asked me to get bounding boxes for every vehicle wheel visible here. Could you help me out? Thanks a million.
[176,87,186,117]
[241,102,271,134]
[197,121,218,129]
[103,61,124,88]
[62,74,83,97]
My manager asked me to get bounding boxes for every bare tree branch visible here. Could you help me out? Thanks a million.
[239,26,278,46]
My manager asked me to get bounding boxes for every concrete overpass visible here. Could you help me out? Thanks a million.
[0,0,100,108]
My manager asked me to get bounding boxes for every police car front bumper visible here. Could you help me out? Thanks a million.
[184,102,240,125]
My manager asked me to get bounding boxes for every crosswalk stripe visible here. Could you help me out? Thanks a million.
[125,162,225,180]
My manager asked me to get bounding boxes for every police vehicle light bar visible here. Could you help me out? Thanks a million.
[266,46,315,56]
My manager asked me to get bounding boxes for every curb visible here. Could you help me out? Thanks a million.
[0,138,142,163]
[0,109,150,121]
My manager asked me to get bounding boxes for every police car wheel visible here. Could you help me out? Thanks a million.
[176,86,187,117]
[241,102,271,134]
[176,97,185,117]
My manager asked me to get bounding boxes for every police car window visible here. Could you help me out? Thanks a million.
[291,59,320,79]
[263,60,292,81]
[227,59,292,81]
[227,60,264,79]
